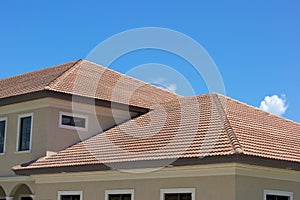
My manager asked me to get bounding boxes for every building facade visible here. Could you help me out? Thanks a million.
[0,60,299,200]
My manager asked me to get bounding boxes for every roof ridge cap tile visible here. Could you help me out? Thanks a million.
[45,59,82,90]
[211,93,244,154]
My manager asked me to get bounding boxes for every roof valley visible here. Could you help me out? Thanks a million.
[211,93,243,154]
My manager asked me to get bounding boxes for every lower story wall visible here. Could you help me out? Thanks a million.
[2,164,300,200]
[35,175,235,200]
[236,175,300,200]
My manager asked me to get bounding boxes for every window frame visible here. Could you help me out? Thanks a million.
[264,189,293,200]
[16,113,33,153]
[0,117,7,155]
[57,190,83,200]
[160,188,195,200]
[105,189,134,200]
[59,112,88,131]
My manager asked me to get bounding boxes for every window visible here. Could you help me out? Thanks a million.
[19,195,33,200]
[160,188,195,200]
[17,113,33,152]
[59,112,88,131]
[58,191,82,200]
[0,117,7,154]
[264,190,293,200]
[105,189,134,200]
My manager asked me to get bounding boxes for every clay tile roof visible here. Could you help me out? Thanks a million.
[13,93,300,173]
[222,94,300,162]
[0,60,78,99]
[0,59,179,108]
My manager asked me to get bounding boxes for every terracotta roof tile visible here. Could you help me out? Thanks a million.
[13,93,300,172]
[11,94,237,170]
[0,60,77,98]
[5,61,299,173]
[0,59,179,108]
[222,94,300,162]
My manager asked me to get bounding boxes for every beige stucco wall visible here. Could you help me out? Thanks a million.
[45,98,138,153]
[30,163,300,200]
[45,106,121,153]
[0,107,48,176]
[0,97,138,177]
[1,163,300,199]
[34,175,235,200]
[236,175,300,200]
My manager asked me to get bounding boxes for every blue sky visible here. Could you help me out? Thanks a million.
[0,1,299,122]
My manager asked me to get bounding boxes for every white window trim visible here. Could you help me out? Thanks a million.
[160,188,196,200]
[59,112,88,132]
[0,117,8,155]
[105,189,134,200]
[264,189,293,200]
[16,113,33,153]
[58,190,83,200]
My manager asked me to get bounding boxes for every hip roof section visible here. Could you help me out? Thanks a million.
[0,59,179,108]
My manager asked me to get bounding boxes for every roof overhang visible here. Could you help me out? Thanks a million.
[0,90,149,113]
[13,154,300,176]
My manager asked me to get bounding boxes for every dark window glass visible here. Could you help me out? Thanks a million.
[266,195,289,200]
[19,116,32,151]
[61,195,81,200]
[20,197,33,200]
[0,120,6,153]
[165,193,192,200]
[108,194,131,200]
[62,115,86,128]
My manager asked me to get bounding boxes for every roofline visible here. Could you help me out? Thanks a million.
[13,154,300,176]
[0,90,149,113]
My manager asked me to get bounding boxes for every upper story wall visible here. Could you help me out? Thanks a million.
[0,99,48,176]
[0,97,139,176]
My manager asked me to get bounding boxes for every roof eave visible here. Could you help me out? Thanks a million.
[13,154,300,176]
[0,90,149,113]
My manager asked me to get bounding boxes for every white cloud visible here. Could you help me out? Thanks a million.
[154,83,177,93]
[259,94,288,116]
[166,83,177,93]
[151,77,177,93]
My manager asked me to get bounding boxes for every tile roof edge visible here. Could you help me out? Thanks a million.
[211,93,244,154]
[0,60,79,82]
[44,59,82,90]
[13,154,300,175]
